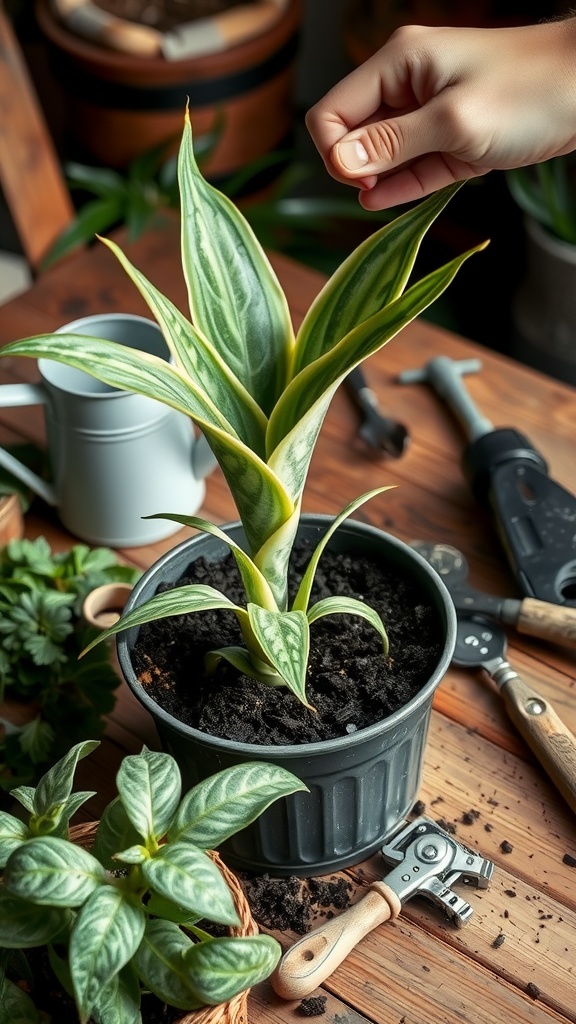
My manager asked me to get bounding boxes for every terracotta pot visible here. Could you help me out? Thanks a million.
[35,0,303,176]
[0,493,24,545]
[71,822,257,1024]
[116,516,457,877]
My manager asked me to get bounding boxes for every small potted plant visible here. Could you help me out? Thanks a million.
[0,108,487,875]
[0,739,303,1023]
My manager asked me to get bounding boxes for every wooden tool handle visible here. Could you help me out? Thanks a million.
[517,599,576,648]
[271,881,401,1000]
[499,672,576,815]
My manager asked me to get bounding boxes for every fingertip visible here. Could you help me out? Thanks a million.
[358,175,378,191]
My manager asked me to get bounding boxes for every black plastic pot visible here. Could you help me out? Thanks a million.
[117,516,456,876]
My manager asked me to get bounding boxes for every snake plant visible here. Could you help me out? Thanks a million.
[0,109,486,708]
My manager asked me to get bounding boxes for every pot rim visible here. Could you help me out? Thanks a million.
[117,516,457,757]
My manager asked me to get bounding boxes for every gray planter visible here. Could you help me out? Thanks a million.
[117,517,456,876]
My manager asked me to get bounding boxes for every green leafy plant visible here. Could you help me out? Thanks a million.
[0,109,487,710]
[0,538,140,795]
[506,154,576,244]
[0,740,303,1023]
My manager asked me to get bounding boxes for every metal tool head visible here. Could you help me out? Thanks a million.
[411,541,469,587]
[453,615,507,667]
[380,816,494,927]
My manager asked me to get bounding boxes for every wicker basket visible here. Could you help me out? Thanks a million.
[71,822,258,1024]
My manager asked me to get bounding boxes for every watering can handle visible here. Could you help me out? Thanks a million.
[0,383,56,505]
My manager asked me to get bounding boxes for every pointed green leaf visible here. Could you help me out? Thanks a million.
[247,604,312,707]
[0,812,28,867]
[117,749,181,844]
[179,109,294,414]
[87,965,141,1024]
[0,890,72,947]
[91,796,143,871]
[3,836,106,906]
[170,762,307,848]
[292,182,465,373]
[70,887,145,1024]
[133,918,202,1010]
[141,843,239,926]
[182,934,281,1005]
[292,487,392,613]
[205,644,283,683]
[33,740,100,817]
[0,978,41,1024]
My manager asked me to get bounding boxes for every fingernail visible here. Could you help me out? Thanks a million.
[336,139,369,171]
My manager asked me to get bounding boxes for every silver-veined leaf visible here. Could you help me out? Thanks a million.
[3,836,106,906]
[133,918,202,1010]
[86,965,141,1024]
[91,796,143,871]
[181,934,281,1005]
[169,762,307,849]
[292,182,465,373]
[0,812,28,867]
[0,890,72,947]
[247,605,312,708]
[70,886,145,1024]
[292,487,392,613]
[117,749,182,844]
[179,109,294,414]
[32,740,99,818]
[141,843,239,926]
[0,978,41,1024]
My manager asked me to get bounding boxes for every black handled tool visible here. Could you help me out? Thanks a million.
[399,357,576,607]
[345,366,409,458]
[411,541,576,648]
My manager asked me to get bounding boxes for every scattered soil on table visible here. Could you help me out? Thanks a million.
[298,996,328,1016]
[133,541,444,746]
[241,873,353,934]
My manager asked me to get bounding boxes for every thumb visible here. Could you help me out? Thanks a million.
[331,108,449,179]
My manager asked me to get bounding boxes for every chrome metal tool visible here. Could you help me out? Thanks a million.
[454,615,576,815]
[346,366,410,458]
[272,816,493,1000]
[411,540,576,648]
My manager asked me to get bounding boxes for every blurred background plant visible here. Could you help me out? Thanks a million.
[506,153,576,245]
[0,535,140,802]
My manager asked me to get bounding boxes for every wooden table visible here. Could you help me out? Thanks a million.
[1,217,575,1024]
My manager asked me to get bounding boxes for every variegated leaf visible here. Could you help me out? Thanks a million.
[0,978,41,1024]
[91,796,143,872]
[268,243,487,453]
[247,604,312,707]
[117,749,182,844]
[70,886,145,1024]
[82,584,241,656]
[179,109,294,414]
[0,812,28,867]
[169,762,306,848]
[0,890,72,947]
[102,236,268,455]
[141,843,239,926]
[133,918,202,1011]
[32,739,99,818]
[292,487,392,613]
[181,934,281,1005]
[3,836,106,906]
[292,182,465,374]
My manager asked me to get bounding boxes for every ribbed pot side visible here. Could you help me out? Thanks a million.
[117,517,456,876]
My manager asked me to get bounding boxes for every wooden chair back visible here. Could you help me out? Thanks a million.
[0,3,74,273]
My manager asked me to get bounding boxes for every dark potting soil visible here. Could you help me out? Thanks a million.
[132,540,444,745]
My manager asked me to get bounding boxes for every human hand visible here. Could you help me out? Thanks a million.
[306,19,576,209]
